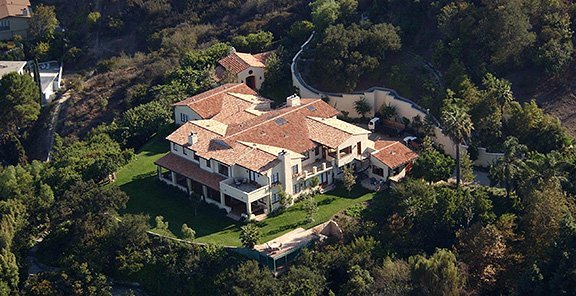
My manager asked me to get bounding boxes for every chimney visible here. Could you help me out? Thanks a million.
[22,8,28,16]
[286,94,301,107]
[188,132,198,146]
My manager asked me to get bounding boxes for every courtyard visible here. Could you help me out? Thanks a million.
[115,135,377,246]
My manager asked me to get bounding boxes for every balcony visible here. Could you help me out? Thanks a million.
[295,160,333,180]
[220,178,270,203]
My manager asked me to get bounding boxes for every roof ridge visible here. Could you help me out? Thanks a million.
[175,83,242,106]
[223,99,321,140]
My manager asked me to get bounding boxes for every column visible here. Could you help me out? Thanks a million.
[186,179,192,195]
[202,185,208,201]
[246,201,252,218]
[220,191,226,209]
[170,171,177,185]
[157,166,161,179]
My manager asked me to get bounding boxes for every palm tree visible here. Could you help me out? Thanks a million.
[483,73,513,124]
[489,136,527,199]
[442,102,474,188]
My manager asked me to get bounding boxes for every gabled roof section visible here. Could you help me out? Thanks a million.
[173,83,271,124]
[0,0,30,19]
[217,50,273,74]
[371,140,418,169]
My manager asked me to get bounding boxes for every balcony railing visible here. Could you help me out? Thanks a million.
[220,178,270,203]
[295,160,333,180]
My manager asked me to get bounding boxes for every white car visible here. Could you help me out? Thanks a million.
[368,117,380,131]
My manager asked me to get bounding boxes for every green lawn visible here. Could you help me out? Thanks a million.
[115,135,376,246]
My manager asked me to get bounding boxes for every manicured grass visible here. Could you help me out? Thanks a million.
[115,135,376,246]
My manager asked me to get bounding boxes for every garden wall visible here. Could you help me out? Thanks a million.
[291,33,503,167]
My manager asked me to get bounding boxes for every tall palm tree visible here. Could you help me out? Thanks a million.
[442,103,474,188]
[489,136,527,199]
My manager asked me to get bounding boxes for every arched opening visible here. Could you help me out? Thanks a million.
[246,75,256,89]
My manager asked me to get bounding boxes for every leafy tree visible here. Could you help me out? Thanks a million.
[181,224,195,241]
[87,11,101,27]
[32,41,51,60]
[411,148,455,183]
[24,263,111,296]
[482,0,536,65]
[455,217,518,293]
[521,180,574,262]
[216,260,279,295]
[442,99,473,188]
[341,265,374,296]
[534,11,574,73]
[372,258,414,295]
[302,195,319,223]
[240,223,260,249]
[409,249,466,296]
[278,188,293,211]
[354,97,371,118]
[342,166,356,194]
[117,100,173,147]
[29,5,59,41]
[282,265,326,296]
[0,72,41,137]
[314,23,401,91]
[154,216,169,231]
[310,0,340,31]
[459,150,475,184]
[288,21,315,44]
[231,31,274,53]
[379,103,398,120]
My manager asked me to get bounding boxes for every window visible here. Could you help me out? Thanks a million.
[271,172,279,184]
[372,166,384,177]
[292,165,299,175]
[303,151,310,160]
[272,193,280,203]
[315,146,320,156]
[172,143,178,151]
[183,147,188,155]
[206,159,211,168]
[341,146,352,156]
[180,113,189,122]
[193,153,200,162]
[218,163,229,177]
[293,183,303,194]
[0,20,9,31]
[249,70,253,74]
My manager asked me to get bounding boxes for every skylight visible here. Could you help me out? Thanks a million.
[275,117,288,126]
[307,105,317,111]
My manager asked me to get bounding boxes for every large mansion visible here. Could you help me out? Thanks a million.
[155,83,417,220]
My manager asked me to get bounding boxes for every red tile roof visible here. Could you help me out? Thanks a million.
[0,0,30,19]
[173,83,270,124]
[372,141,418,169]
[217,51,272,74]
[165,98,344,173]
[155,153,225,191]
[225,99,341,153]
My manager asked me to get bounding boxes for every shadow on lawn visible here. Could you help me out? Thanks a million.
[119,175,240,238]
[264,221,307,237]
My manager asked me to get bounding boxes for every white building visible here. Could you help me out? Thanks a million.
[156,84,417,220]
[215,49,274,90]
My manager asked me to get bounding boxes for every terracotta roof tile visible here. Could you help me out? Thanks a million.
[217,51,270,74]
[372,141,418,169]
[173,83,270,124]
[0,0,30,19]
[305,118,352,148]
[155,153,225,191]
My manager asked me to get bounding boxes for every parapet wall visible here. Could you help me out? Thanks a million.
[291,33,503,167]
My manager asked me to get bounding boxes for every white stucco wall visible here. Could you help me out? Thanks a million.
[291,33,504,167]
[237,67,265,90]
[174,106,203,125]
